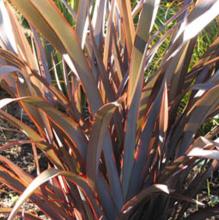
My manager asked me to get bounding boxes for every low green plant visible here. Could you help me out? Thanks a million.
[0,0,219,219]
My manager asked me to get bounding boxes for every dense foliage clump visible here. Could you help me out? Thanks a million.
[0,0,219,219]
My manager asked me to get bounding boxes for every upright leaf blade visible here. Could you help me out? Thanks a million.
[127,0,160,106]
[86,102,120,180]
[116,0,135,58]
[10,0,102,113]
[122,0,161,199]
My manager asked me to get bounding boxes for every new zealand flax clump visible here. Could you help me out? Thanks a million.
[0,0,219,219]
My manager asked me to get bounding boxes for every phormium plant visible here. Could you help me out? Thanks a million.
[0,0,219,219]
